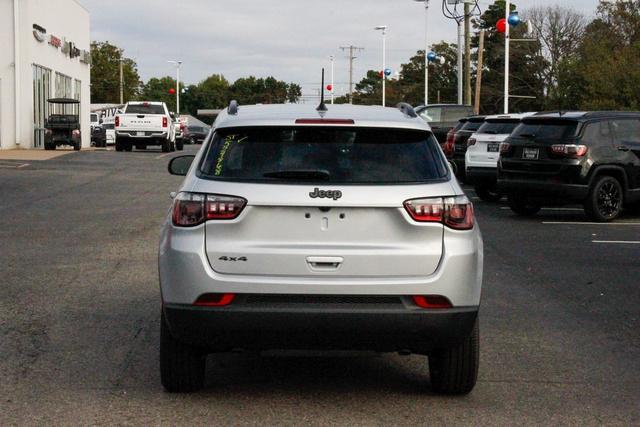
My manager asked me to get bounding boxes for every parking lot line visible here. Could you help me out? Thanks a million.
[0,162,30,169]
[543,221,640,226]
[592,240,640,244]
[155,152,172,159]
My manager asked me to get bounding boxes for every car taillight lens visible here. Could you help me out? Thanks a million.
[115,116,120,127]
[412,295,453,309]
[172,192,246,226]
[467,137,477,147]
[499,142,510,153]
[551,144,588,158]
[403,196,474,230]
[194,293,235,306]
[162,116,168,127]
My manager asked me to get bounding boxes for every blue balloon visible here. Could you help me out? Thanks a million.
[427,52,438,62]
[508,13,521,26]
[384,68,392,76]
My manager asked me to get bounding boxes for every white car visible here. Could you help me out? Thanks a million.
[465,113,535,201]
[102,117,116,146]
[115,101,177,152]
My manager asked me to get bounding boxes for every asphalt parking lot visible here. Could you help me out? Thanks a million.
[1,145,639,425]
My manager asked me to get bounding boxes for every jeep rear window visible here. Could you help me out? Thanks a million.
[477,120,519,135]
[512,121,579,140]
[124,104,165,115]
[460,120,484,132]
[199,127,448,184]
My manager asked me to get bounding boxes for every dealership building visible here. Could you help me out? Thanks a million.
[1,0,91,149]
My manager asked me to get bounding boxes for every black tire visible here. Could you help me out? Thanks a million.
[170,140,176,152]
[176,139,184,151]
[507,193,541,216]
[160,312,205,393]
[161,139,171,153]
[429,318,479,395]
[584,175,624,222]
[115,138,124,152]
[44,142,53,151]
[74,142,81,151]
[124,142,133,152]
[474,184,502,203]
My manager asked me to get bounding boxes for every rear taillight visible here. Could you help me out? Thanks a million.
[551,144,588,158]
[467,137,477,147]
[194,293,235,306]
[172,192,246,227]
[412,295,453,309]
[403,196,474,230]
[162,116,168,127]
[115,116,120,127]
[499,142,510,153]
[443,131,455,156]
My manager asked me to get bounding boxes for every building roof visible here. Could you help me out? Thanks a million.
[214,103,431,131]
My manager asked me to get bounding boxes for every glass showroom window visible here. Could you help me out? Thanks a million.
[33,64,52,148]
[55,72,73,98]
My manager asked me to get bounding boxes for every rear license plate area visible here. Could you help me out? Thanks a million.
[522,148,539,160]
[487,143,499,152]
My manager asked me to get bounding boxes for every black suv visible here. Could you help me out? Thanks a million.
[451,116,486,179]
[415,104,474,144]
[498,112,640,221]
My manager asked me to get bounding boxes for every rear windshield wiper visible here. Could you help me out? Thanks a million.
[518,133,536,138]
[263,169,331,180]
[483,130,498,134]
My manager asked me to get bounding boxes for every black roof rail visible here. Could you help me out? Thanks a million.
[228,100,239,115]
[396,102,417,118]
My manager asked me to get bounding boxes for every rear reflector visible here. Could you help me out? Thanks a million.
[162,116,168,128]
[404,196,474,230]
[194,293,235,306]
[412,295,453,309]
[295,119,355,125]
[115,116,120,127]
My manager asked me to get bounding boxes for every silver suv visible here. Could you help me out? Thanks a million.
[159,101,483,394]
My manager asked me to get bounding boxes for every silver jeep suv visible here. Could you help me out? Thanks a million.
[160,102,483,394]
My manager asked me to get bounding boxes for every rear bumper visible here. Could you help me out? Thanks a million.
[466,167,497,186]
[163,302,479,354]
[498,177,589,200]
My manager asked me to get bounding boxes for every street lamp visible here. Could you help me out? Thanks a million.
[167,60,183,114]
[329,55,335,105]
[413,0,430,106]
[374,25,387,107]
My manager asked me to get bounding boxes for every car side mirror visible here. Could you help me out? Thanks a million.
[168,155,195,176]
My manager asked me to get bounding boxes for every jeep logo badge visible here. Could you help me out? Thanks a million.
[309,187,342,200]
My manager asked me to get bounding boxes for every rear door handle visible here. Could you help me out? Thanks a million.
[306,256,343,271]
[617,145,630,152]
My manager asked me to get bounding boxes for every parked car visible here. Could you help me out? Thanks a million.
[91,124,106,148]
[415,104,474,144]
[443,118,467,159]
[103,120,116,146]
[115,101,176,152]
[184,125,210,144]
[160,101,483,394]
[465,113,535,201]
[173,115,185,151]
[498,111,640,221]
[90,112,100,131]
[451,116,486,179]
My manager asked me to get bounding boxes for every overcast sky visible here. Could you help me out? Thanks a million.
[79,0,599,100]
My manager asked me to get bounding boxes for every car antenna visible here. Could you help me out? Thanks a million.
[317,68,328,112]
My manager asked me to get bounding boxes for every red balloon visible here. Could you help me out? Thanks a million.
[169,88,176,95]
[378,70,384,78]
[496,18,507,33]
[326,84,333,91]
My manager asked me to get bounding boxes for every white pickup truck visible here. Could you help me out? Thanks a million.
[114,101,177,152]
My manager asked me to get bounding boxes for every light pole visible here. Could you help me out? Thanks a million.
[374,25,387,107]
[329,55,335,104]
[413,0,430,106]
[504,0,510,114]
[168,60,183,114]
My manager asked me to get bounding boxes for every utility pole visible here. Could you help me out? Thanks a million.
[464,1,472,106]
[474,30,485,114]
[340,45,364,104]
[119,56,124,104]
[329,55,335,104]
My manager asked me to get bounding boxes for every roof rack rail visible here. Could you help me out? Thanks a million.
[228,100,239,115]
[396,102,417,118]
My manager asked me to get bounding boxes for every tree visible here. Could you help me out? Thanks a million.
[230,76,298,104]
[525,6,586,109]
[181,74,230,115]
[90,41,140,103]
[140,76,183,112]
[571,0,640,110]
[287,83,302,103]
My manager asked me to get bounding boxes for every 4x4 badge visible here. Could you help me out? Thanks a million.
[309,188,342,200]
